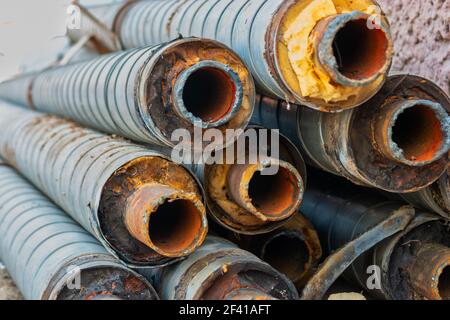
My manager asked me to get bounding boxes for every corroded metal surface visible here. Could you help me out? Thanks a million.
[252,74,450,193]
[300,170,450,300]
[301,206,414,300]
[0,103,207,268]
[402,170,450,220]
[226,213,322,289]
[193,125,307,234]
[0,38,255,151]
[65,0,392,111]
[143,236,299,300]
[0,159,158,300]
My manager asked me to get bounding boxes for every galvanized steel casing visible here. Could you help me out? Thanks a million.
[155,236,299,300]
[0,107,205,268]
[0,160,157,299]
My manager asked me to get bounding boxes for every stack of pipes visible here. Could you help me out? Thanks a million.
[0,0,448,300]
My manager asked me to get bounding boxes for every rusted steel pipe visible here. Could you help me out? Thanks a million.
[143,236,299,300]
[252,74,450,193]
[0,103,208,267]
[402,162,450,220]
[193,126,306,234]
[311,11,391,89]
[67,0,393,111]
[225,213,322,289]
[0,158,158,300]
[300,171,450,300]
[0,38,254,150]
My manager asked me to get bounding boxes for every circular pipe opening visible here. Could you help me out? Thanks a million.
[148,199,204,256]
[261,234,310,280]
[438,266,450,300]
[332,18,389,82]
[392,104,446,163]
[174,61,242,128]
[248,167,302,217]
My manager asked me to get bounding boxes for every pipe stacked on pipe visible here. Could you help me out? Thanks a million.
[145,236,299,300]
[252,74,450,193]
[0,38,255,150]
[0,158,158,300]
[68,0,393,111]
[192,126,307,234]
[0,102,208,268]
[301,171,450,300]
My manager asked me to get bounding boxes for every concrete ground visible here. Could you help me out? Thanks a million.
[0,266,22,300]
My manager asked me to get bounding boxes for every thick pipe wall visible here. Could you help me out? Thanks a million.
[401,160,449,220]
[145,236,299,300]
[70,0,393,111]
[252,74,450,193]
[0,103,207,267]
[0,159,158,300]
[0,38,254,150]
[191,126,307,234]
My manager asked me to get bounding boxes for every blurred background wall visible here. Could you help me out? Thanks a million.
[378,0,449,94]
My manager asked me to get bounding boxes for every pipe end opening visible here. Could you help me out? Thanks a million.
[148,198,206,257]
[438,265,450,300]
[390,102,449,164]
[174,61,242,128]
[332,18,390,81]
[248,166,303,219]
[261,234,310,280]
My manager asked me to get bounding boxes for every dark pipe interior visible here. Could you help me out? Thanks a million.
[248,167,300,217]
[262,234,310,280]
[148,199,203,254]
[182,67,236,123]
[392,105,444,162]
[438,266,450,300]
[332,18,389,80]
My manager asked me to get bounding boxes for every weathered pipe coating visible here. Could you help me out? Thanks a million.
[0,159,158,300]
[0,103,208,268]
[192,125,307,234]
[225,213,322,288]
[0,38,254,150]
[301,173,450,300]
[143,236,299,300]
[402,170,450,220]
[252,74,450,193]
[68,0,393,111]
[67,3,123,53]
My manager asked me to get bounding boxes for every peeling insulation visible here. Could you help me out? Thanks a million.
[278,0,386,104]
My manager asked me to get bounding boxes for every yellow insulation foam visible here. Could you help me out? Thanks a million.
[282,0,378,103]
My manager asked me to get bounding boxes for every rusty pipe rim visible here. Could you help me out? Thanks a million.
[431,258,450,300]
[225,288,277,301]
[409,244,450,300]
[47,256,158,300]
[226,158,304,222]
[375,99,450,166]
[315,11,392,88]
[172,60,243,129]
[124,184,208,258]
[86,294,123,300]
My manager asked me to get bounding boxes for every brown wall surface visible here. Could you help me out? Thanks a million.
[378,0,450,95]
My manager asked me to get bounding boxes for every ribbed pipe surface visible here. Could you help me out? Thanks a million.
[0,38,254,149]
[0,159,157,300]
[0,103,206,267]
